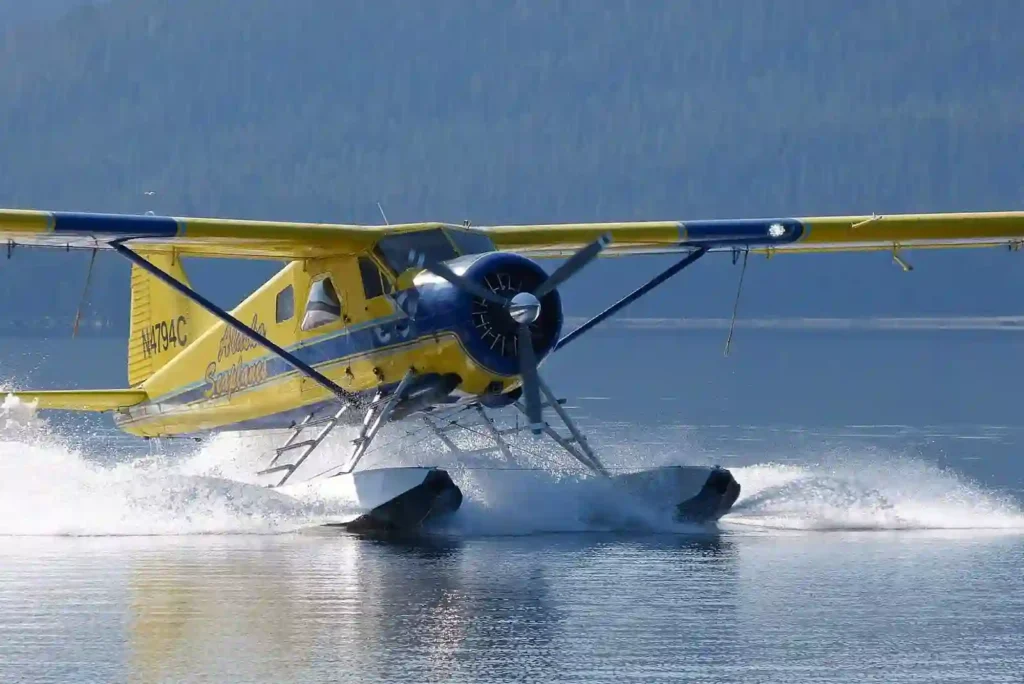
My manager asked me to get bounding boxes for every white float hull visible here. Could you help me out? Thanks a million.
[281,467,463,532]
[612,465,741,522]
[281,464,738,533]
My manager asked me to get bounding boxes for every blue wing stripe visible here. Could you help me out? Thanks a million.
[52,212,179,237]
[682,218,804,245]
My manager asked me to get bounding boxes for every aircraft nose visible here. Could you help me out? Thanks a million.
[438,252,564,376]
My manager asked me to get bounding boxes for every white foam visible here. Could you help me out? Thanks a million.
[0,395,1021,536]
[724,454,1024,531]
[0,398,353,536]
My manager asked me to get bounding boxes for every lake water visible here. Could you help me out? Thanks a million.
[1,329,1023,683]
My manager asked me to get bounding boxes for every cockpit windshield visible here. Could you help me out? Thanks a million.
[374,227,495,274]
[375,229,457,274]
[446,229,495,256]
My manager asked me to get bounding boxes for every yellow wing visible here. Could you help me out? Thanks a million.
[482,212,1024,257]
[1,207,1023,260]
[0,209,436,259]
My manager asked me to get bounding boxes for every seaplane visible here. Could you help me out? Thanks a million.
[1,207,1023,532]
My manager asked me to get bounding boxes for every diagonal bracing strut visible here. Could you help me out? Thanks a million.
[554,247,708,351]
[341,369,416,474]
[110,240,358,406]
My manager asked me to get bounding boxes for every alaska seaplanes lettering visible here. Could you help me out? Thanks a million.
[203,315,270,399]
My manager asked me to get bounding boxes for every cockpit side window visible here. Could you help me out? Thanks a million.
[301,276,342,331]
[359,257,391,298]
[275,285,295,323]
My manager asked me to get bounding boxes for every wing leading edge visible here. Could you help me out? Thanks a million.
[0,209,435,259]
[0,208,1022,260]
[483,212,1024,257]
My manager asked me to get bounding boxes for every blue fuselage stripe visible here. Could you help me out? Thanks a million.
[156,304,463,408]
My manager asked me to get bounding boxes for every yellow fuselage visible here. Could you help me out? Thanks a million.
[117,256,517,437]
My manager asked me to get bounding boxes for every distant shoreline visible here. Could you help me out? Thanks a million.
[562,316,1024,332]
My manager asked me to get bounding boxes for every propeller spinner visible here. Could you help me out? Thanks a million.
[420,233,611,434]
[508,291,541,325]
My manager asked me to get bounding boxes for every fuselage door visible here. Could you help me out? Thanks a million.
[358,256,395,320]
[297,261,355,396]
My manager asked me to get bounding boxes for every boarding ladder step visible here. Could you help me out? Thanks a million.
[257,404,350,487]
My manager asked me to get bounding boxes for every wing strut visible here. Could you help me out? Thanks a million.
[723,248,749,357]
[554,247,708,351]
[110,240,358,407]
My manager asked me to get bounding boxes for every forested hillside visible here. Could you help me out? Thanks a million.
[0,0,1022,334]
[0,0,97,25]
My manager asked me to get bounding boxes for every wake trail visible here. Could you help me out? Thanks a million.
[724,459,1024,531]
[0,396,1021,536]
[0,397,349,536]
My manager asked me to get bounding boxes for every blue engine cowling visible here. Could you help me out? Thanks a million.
[399,252,564,377]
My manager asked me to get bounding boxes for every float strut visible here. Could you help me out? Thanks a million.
[340,369,417,474]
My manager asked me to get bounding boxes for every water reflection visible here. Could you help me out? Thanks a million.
[39,528,1024,682]
[127,534,566,682]
[120,530,745,683]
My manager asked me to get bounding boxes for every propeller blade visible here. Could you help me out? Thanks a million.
[532,232,611,299]
[419,258,509,306]
[517,323,544,434]
[72,248,98,339]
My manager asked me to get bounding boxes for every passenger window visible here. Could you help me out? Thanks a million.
[359,257,389,299]
[301,277,342,331]
[275,285,294,323]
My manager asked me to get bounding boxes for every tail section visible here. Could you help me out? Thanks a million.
[128,252,214,386]
[5,389,148,412]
